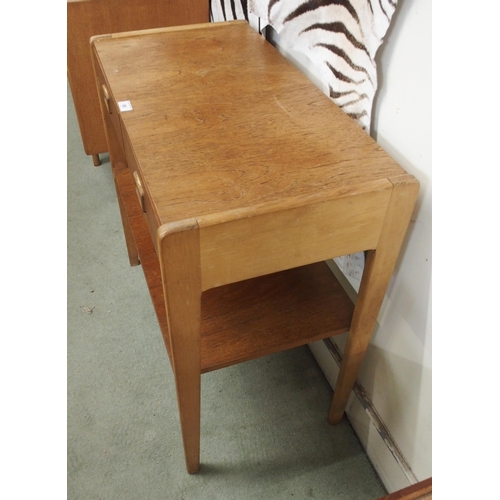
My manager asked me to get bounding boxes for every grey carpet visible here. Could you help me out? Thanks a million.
[67,82,386,500]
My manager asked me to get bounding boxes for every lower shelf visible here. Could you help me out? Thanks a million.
[200,262,353,372]
[114,165,354,374]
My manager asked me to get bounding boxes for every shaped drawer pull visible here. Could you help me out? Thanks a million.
[102,84,111,114]
[133,171,146,213]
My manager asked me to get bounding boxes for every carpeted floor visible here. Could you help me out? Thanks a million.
[67,82,387,500]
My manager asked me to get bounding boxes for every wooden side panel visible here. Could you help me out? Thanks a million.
[199,186,393,290]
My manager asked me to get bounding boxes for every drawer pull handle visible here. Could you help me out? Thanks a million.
[133,171,146,213]
[102,84,111,114]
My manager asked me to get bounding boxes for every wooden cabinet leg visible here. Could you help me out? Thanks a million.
[114,173,140,266]
[92,154,101,166]
[329,175,419,424]
[158,220,202,474]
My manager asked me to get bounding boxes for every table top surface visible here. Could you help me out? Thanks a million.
[93,21,407,226]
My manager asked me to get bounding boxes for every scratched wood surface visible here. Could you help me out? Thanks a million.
[92,22,407,226]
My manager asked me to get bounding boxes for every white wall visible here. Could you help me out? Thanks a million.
[370,0,432,479]
[255,0,432,492]
[368,0,432,482]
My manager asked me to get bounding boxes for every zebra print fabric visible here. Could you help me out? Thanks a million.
[210,0,248,22]
[210,0,398,132]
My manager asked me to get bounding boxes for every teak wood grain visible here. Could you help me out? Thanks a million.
[91,21,419,474]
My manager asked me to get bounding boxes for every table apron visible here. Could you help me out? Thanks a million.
[199,187,392,290]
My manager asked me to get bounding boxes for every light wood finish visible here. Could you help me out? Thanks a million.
[67,0,208,162]
[111,164,355,374]
[159,222,202,474]
[199,184,392,289]
[328,174,420,424]
[91,21,419,473]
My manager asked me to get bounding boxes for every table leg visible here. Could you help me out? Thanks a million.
[92,154,101,166]
[158,220,202,474]
[328,249,384,424]
[328,175,419,424]
[114,172,140,266]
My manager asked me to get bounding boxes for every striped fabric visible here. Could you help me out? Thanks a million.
[211,0,398,132]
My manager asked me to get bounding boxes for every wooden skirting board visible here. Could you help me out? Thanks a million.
[377,478,432,500]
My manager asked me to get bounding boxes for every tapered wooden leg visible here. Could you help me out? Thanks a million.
[328,249,382,424]
[114,171,140,266]
[92,154,101,166]
[158,220,202,474]
[329,175,419,424]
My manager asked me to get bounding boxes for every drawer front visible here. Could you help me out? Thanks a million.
[123,128,160,254]
[100,83,124,153]
[93,56,124,154]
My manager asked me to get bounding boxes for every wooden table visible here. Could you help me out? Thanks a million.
[90,21,419,474]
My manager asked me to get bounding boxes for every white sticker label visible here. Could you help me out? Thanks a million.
[118,100,133,112]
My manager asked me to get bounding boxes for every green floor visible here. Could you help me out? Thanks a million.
[67,83,386,500]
